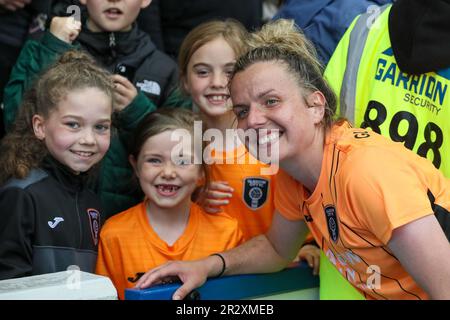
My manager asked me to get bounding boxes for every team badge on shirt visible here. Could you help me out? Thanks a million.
[324,205,340,243]
[243,178,269,210]
[87,209,100,246]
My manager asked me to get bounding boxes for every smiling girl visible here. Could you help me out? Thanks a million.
[178,20,276,240]
[0,50,114,280]
[95,108,243,299]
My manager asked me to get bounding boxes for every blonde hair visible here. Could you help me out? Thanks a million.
[178,19,249,94]
[0,50,114,184]
[233,19,337,129]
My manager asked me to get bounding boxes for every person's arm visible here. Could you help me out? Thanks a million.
[0,187,35,280]
[387,214,450,300]
[3,16,79,130]
[135,210,309,300]
[113,79,157,133]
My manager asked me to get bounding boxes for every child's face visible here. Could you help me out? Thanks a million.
[183,37,236,119]
[33,87,112,174]
[80,0,151,32]
[131,130,202,210]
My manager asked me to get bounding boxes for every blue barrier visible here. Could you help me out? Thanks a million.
[125,261,319,300]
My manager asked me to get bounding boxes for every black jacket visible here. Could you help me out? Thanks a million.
[77,22,179,106]
[0,157,103,280]
[138,0,263,59]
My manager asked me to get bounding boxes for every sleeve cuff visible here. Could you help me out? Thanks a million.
[41,31,78,54]
[116,91,156,130]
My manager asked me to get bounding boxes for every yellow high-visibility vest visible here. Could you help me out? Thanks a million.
[325,4,450,177]
[321,3,450,300]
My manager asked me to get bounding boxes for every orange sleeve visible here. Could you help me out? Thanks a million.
[344,148,435,245]
[274,169,304,221]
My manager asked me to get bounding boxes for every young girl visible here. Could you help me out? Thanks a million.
[0,50,114,280]
[3,6,187,219]
[95,108,243,300]
[178,20,275,239]
[178,19,320,273]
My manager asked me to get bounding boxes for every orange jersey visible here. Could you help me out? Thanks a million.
[275,121,450,300]
[96,201,243,299]
[208,144,275,240]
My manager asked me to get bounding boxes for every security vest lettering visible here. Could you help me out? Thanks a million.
[325,4,450,177]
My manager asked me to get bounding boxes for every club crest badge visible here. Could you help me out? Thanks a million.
[87,209,100,246]
[324,205,339,243]
[243,178,269,210]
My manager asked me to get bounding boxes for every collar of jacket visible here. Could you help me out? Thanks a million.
[389,0,450,74]
[40,156,91,194]
[76,22,156,69]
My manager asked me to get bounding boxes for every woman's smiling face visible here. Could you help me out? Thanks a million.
[230,61,325,164]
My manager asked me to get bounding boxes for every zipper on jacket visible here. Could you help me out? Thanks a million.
[109,32,116,47]
[109,32,117,61]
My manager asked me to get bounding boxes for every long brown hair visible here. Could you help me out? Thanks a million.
[0,50,114,185]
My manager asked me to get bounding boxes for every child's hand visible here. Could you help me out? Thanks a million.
[298,244,320,275]
[201,181,234,214]
[0,0,31,11]
[50,16,81,44]
[111,74,138,112]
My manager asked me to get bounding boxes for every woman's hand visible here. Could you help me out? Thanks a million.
[135,255,223,300]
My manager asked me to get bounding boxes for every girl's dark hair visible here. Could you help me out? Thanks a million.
[232,19,337,129]
[130,108,210,202]
[0,50,114,185]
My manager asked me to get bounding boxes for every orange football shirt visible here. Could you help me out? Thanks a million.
[208,143,276,240]
[275,121,450,300]
[96,201,243,299]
